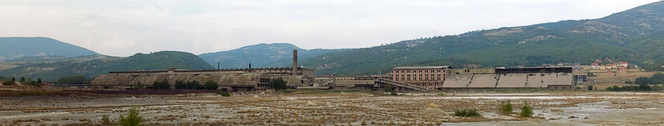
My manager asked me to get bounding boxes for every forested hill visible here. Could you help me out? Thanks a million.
[0,37,98,61]
[0,51,214,81]
[199,43,348,68]
[298,1,664,76]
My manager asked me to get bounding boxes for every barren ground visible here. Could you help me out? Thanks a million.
[2,90,664,126]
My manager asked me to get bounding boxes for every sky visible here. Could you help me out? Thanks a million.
[0,0,659,57]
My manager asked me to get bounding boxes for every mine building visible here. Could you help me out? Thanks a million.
[444,66,574,89]
[91,49,315,91]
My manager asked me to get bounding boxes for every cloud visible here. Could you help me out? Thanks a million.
[0,0,659,56]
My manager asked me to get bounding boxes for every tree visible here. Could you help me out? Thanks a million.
[270,78,287,91]
[204,81,218,90]
[187,81,200,89]
[152,79,171,90]
[384,83,392,92]
[520,102,534,117]
[587,85,594,91]
[11,77,15,82]
[499,100,513,115]
[119,107,143,126]
[175,80,187,89]
[20,77,25,82]
[37,78,42,84]
[639,84,651,91]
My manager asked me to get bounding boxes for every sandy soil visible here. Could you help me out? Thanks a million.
[2,91,664,125]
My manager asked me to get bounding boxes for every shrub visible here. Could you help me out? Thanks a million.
[271,78,287,91]
[520,102,534,117]
[175,80,187,89]
[499,100,513,115]
[119,107,143,126]
[454,109,481,117]
[217,92,231,97]
[152,79,171,89]
[187,81,200,89]
[204,81,218,90]
[101,114,111,124]
[2,81,14,85]
[587,85,594,91]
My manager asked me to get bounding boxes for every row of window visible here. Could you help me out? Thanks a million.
[414,83,441,87]
[394,76,443,81]
[393,70,443,73]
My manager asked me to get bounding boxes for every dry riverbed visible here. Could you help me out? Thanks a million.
[2,91,664,125]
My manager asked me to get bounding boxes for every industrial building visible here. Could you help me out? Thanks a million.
[390,66,451,90]
[382,66,574,90]
[91,50,316,91]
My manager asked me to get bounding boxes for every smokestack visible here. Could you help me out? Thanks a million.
[249,63,252,73]
[292,49,298,76]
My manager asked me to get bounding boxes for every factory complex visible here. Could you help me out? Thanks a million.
[91,50,573,91]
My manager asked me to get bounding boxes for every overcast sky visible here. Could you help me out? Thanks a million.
[0,0,659,56]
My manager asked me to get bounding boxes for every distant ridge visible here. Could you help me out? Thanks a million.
[0,37,98,61]
[199,43,348,68]
[297,1,664,75]
[0,51,214,81]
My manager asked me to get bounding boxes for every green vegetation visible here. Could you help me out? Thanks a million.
[175,80,187,89]
[587,85,594,91]
[152,79,171,90]
[217,92,231,97]
[634,72,664,84]
[57,75,90,84]
[204,81,218,90]
[0,51,214,81]
[271,78,288,91]
[499,100,513,115]
[101,114,111,125]
[2,81,14,85]
[605,84,663,91]
[520,102,534,117]
[119,107,143,126]
[454,109,481,117]
[19,77,25,82]
[199,43,348,68]
[296,3,664,76]
[383,84,397,95]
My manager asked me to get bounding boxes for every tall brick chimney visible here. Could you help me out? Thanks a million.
[292,49,298,76]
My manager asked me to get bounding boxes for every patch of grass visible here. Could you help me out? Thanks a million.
[454,109,481,117]
[2,81,14,85]
[520,102,534,117]
[217,92,231,97]
[101,114,111,124]
[119,107,143,126]
[499,100,513,115]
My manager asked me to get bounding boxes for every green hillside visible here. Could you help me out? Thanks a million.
[0,37,97,61]
[0,51,214,81]
[299,1,664,76]
[199,43,348,68]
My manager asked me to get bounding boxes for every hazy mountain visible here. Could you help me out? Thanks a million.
[0,51,214,81]
[199,43,348,68]
[298,1,664,75]
[0,37,98,61]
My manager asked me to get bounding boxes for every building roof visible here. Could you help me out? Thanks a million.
[392,66,452,70]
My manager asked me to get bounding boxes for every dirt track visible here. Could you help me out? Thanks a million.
[2,91,664,125]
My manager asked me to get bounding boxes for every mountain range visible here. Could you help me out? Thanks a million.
[2,1,664,79]
[0,37,97,61]
[297,1,664,75]
[198,43,347,68]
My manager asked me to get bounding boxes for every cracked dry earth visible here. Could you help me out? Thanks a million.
[2,91,664,125]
